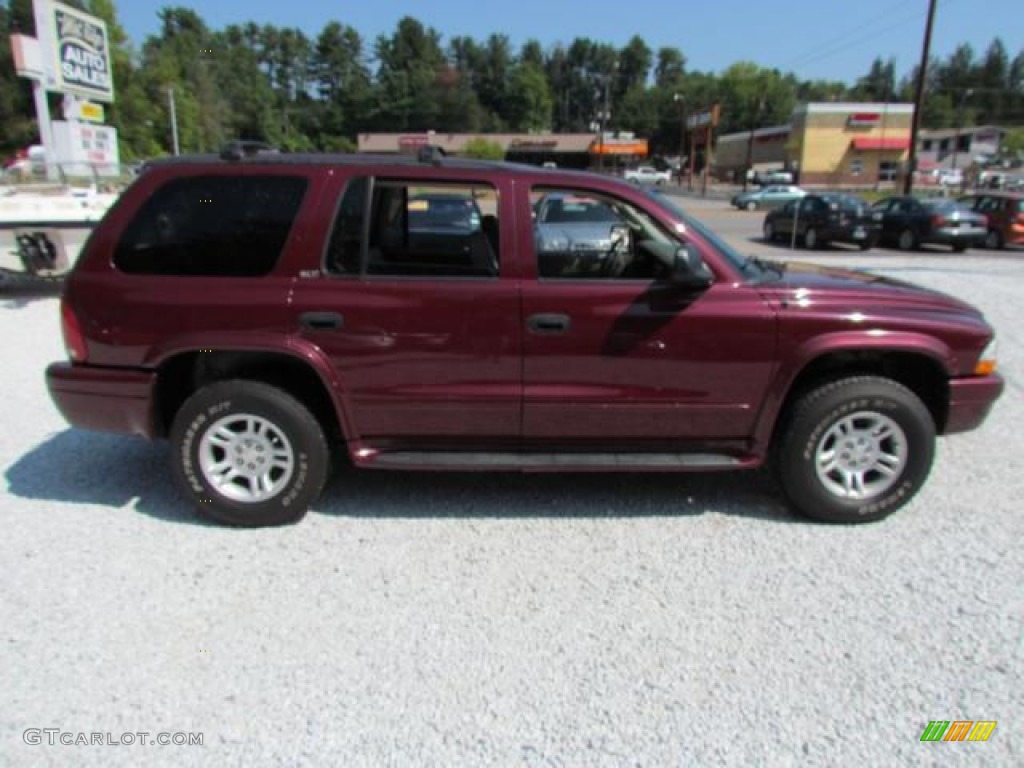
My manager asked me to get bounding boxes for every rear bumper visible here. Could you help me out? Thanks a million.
[944,373,1004,434]
[929,227,987,246]
[46,362,157,438]
[823,224,879,244]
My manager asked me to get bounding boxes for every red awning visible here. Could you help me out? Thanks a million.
[851,137,909,151]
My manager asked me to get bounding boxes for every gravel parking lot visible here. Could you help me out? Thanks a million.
[1,201,1021,767]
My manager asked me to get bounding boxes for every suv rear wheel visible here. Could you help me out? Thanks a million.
[170,380,329,526]
[777,376,935,523]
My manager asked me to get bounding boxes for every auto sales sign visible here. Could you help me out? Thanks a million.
[41,1,115,102]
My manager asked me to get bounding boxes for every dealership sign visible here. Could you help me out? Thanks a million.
[35,0,115,102]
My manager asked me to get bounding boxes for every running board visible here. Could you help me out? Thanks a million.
[366,451,747,470]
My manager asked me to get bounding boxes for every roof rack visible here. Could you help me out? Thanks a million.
[220,140,280,161]
[417,145,446,166]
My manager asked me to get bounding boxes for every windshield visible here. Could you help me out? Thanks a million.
[645,189,752,275]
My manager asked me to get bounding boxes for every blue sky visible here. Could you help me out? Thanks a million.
[117,0,1022,84]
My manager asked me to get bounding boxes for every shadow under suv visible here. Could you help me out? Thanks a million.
[46,148,1003,526]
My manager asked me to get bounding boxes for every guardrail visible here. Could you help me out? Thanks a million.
[1,162,138,192]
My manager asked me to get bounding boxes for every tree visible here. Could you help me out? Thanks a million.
[617,35,652,99]
[462,137,504,160]
[852,57,896,101]
[654,47,686,88]
[1003,127,1024,158]
[373,17,446,131]
[0,2,38,152]
[506,61,553,131]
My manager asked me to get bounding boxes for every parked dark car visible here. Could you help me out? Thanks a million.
[957,191,1024,249]
[763,193,878,250]
[45,149,1002,527]
[871,196,987,252]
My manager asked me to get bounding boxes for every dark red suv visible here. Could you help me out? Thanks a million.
[46,150,1003,526]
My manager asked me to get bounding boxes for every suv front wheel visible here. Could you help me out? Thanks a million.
[777,376,935,523]
[170,380,330,526]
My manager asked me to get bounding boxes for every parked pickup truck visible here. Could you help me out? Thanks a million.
[46,146,1003,527]
[624,166,672,185]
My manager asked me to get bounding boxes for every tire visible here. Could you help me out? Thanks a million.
[897,228,918,251]
[984,229,1003,250]
[803,227,819,249]
[170,380,330,527]
[858,238,874,251]
[951,242,967,253]
[776,376,935,524]
[763,221,775,242]
[746,201,757,211]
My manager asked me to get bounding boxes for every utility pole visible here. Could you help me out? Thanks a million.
[904,0,938,195]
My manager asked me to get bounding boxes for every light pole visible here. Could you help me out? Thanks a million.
[167,86,180,156]
[674,93,686,183]
[594,70,614,173]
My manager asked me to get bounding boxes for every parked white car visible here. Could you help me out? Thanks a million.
[624,166,672,185]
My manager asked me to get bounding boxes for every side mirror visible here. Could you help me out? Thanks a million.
[671,245,714,288]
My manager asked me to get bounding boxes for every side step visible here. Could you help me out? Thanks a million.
[366,451,747,471]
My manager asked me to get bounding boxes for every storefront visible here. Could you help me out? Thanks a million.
[357,132,648,170]
[790,103,913,186]
[716,102,914,187]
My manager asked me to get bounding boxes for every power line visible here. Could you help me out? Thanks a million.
[779,0,962,75]
[777,0,921,70]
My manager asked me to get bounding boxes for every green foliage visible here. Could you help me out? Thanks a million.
[2,4,1021,163]
[461,138,505,160]
[1004,127,1024,156]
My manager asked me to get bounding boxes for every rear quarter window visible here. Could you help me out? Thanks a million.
[114,175,307,276]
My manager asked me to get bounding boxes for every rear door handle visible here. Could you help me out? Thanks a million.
[299,311,344,330]
[527,313,571,334]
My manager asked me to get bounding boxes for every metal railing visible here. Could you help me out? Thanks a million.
[0,162,139,193]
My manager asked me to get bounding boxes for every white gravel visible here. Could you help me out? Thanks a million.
[1,249,1022,767]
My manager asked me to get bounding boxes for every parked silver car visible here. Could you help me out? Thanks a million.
[533,193,630,277]
[731,184,806,211]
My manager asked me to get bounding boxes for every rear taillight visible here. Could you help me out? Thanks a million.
[932,214,947,227]
[60,299,88,362]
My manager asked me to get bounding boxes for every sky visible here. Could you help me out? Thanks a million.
[116,0,1023,85]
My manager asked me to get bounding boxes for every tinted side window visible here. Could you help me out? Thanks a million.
[325,176,368,275]
[365,181,499,278]
[115,175,307,276]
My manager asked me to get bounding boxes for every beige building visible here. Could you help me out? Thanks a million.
[716,102,915,187]
[791,102,913,186]
[715,124,790,180]
[357,132,649,170]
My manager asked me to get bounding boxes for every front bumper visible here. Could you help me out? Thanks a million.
[46,362,157,438]
[944,373,1004,434]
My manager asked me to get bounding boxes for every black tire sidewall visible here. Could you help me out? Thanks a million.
[779,378,935,523]
[171,381,329,526]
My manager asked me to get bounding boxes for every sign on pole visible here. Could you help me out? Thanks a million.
[36,0,115,103]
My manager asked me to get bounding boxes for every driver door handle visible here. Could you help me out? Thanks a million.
[299,311,344,330]
[527,313,571,334]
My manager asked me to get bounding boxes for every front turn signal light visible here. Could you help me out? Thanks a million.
[974,338,998,375]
